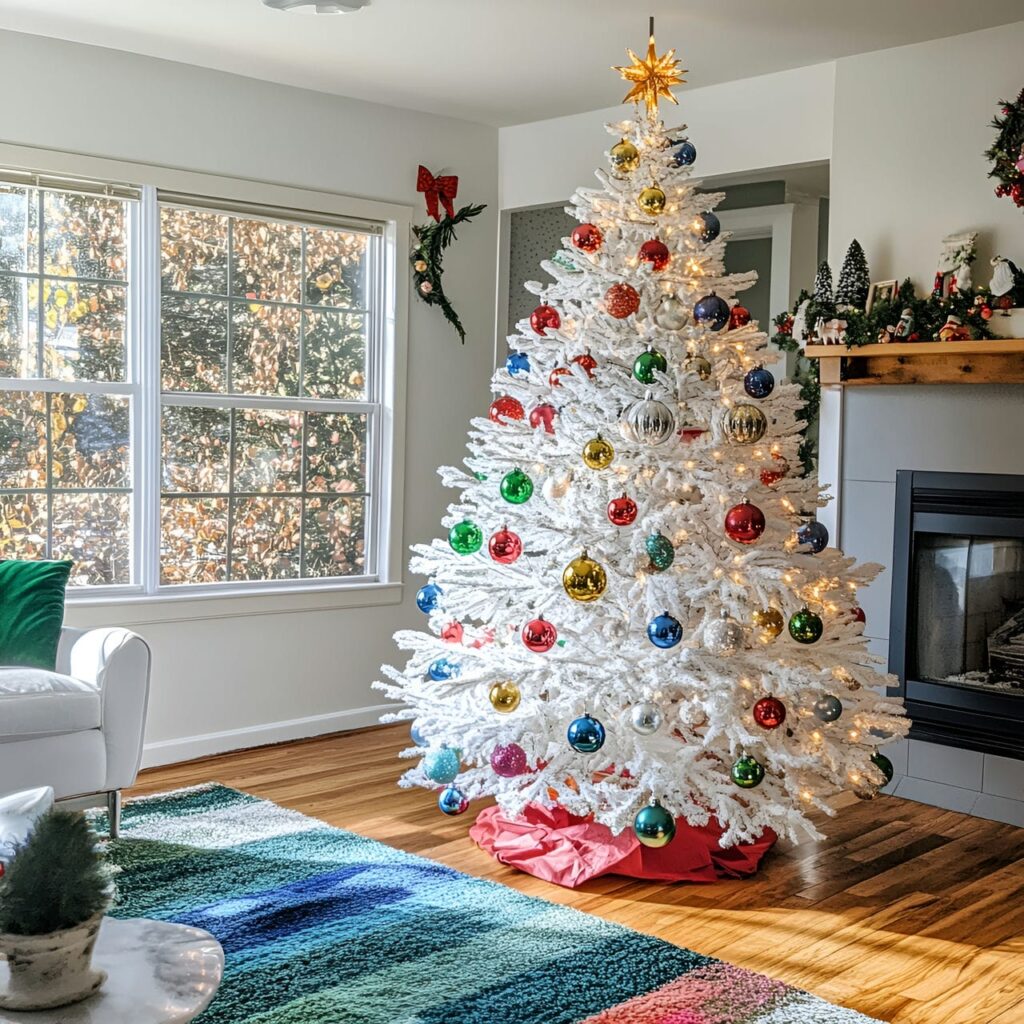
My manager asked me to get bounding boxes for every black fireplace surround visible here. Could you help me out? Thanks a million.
[889,470,1024,760]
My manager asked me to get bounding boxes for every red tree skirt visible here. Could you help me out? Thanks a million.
[469,803,777,888]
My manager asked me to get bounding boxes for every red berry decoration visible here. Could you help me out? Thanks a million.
[724,500,766,544]
[441,621,464,644]
[605,282,641,319]
[571,223,603,253]
[638,239,670,271]
[760,453,789,487]
[488,395,525,425]
[530,304,561,335]
[852,606,866,624]
[489,527,523,564]
[753,696,786,730]
[607,494,638,526]
[981,305,993,320]
[728,304,751,330]
[529,403,557,434]
[522,617,557,653]
[572,352,598,377]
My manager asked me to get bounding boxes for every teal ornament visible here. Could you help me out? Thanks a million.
[813,694,843,722]
[731,755,765,789]
[645,532,675,571]
[788,608,823,644]
[633,801,676,848]
[871,751,895,785]
[437,784,469,816]
[500,468,534,504]
[423,746,462,784]
[567,714,605,753]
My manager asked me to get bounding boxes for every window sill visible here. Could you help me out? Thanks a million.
[63,580,404,627]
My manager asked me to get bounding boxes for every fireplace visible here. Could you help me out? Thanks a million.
[889,470,1024,759]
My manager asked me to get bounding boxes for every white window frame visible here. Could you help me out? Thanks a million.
[0,144,409,617]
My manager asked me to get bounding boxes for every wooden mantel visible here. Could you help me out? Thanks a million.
[804,339,1024,386]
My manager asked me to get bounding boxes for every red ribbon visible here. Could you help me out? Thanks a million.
[417,165,458,221]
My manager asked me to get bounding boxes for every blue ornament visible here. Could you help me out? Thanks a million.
[671,139,697,167]
[796,520,829,554]
[696,212,720,244]
[438,784,469,816]
[743,365,775,399]
[410,722,426,747]
[428,657,461,682]
[694,293,729,331]
[506,351,530,376]
[416,582,442,613]
[422,746,462,784]
[647,612,683,649]
[567,714,606,753]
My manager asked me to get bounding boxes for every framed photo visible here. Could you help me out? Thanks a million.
[866,279,899,312]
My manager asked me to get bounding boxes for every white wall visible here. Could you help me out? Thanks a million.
[828,22,1024,826]
[499,61,835,211]
[0,31,499,763]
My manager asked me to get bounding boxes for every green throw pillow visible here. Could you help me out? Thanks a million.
[0,560,73,670]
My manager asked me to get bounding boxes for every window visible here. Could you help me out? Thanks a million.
[0,168,396,597]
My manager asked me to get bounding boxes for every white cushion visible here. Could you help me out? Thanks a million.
[0,786,53,862]
[0,669,100,740]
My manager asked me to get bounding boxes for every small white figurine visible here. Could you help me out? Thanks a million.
[935,231,977,297]
[818,318,848,345]
[791,298,811,343]
[990,255,1021,297]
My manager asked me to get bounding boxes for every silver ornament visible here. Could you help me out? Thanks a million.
[703,612,744,656]
[654,294,689,331]
[813,694,843,722]
[629,701,663,735]
[620,392,676,446]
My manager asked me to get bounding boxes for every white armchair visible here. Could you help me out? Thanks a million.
[0,627,151,836]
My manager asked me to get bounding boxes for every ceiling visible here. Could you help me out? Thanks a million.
[1,0,1020,126]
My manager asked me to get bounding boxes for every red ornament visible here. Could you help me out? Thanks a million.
[729,305,751,330]
[441,621,464,644]
[638,239,671,271]
[522,617,557,653]
[753,696,786,730]
[549,366,570,387]
[529,403,557,434]
[572,352,597,377]
[681,427,706,443]
[605,282,641,319]
[852,606,866,624]
[981,305,993,320]
[760,454,789,487]
[998,294,1015,310]
[778,314,794,336]
[571,223,603,253]
[724,500,766,544]
[488,527,522,564]
[488,395,525,425]
[607,494,638,526]
[530,304,561,335]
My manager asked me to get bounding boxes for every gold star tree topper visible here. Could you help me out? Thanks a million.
[613,17,686,115]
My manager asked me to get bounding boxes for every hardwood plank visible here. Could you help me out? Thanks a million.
[130,724,1024,1024]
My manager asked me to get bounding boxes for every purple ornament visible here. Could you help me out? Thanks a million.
[490,742,528,778]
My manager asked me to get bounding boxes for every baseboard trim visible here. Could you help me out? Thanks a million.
[141,704,395,768]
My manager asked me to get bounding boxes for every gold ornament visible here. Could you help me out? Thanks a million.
[413,259,428,273]
[752,607,785,642]
[582,435,615,470]
[563,552,608,603]
[489,680,521,714]
[637,185,666,217]
[613,21,687,116]
[726,404,768,445]
[686,354,712,381]
[610,139,640,174]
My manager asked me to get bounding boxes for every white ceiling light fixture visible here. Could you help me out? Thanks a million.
[262,0,371,12]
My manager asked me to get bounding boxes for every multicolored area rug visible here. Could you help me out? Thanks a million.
[99,785,883,1024]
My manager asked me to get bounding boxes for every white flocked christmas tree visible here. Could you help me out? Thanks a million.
[376,26,907,849]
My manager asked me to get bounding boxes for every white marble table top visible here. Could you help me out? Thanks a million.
[0,917,224,1024]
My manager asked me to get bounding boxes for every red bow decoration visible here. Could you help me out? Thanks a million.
[417,165,458,222]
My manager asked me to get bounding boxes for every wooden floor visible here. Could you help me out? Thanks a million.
[131,725,1024,1024]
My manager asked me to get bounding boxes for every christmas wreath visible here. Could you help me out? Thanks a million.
[986,87,1024,209]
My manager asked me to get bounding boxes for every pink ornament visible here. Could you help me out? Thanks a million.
[490,742,528,778]
[529,403,557,434]
[441,621,463,644]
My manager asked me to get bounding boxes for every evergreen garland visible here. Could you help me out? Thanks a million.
[0,809,111,935]
[986,87,1024,209]
[411,203,487,343]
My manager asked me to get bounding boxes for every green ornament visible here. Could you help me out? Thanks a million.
[871,751,895,785]
[500,468,533,504]
[448,519,483,555]
[473,471,488,482]
[731,754,765,789]
[633,801,676,848]
[788,607,823,644]
[633,347,668,384]
[645,532,675,571]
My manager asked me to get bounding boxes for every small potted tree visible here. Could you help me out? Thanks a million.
[0,808,111,1010]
